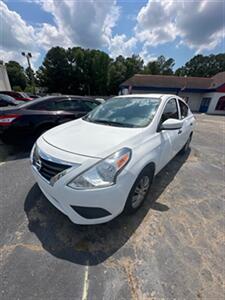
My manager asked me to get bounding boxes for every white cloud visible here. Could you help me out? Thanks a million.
[136,0,225,52]
[34,0,120,49]
[139,44,157,64]
[0,1,35,50]
[0,1,40,68]
[1,0,224,71]
[109,34,137,58]
[0,0,121,67]
[0,49,40,69]
[35,23,72,50]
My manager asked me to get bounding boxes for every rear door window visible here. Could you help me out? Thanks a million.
[54,100,86,111]
[29,100,56,110]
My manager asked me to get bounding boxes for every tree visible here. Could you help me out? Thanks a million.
[37,47,70,93]
[108,55,144,94]
[125,55,144,78]
[143,55,175,75]
[25,67,37,85]
[88,49,111,95]
[175,54,225,77]
[6,61,27,90]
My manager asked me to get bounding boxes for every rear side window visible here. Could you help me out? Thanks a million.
[179,100,188,119]
[54,100,86,111]
[29,100,56,110]
[161,98,179,123]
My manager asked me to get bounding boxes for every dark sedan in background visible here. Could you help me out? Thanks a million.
[0,94,25,107]
[0,95,100,143]
[0,91,32,101]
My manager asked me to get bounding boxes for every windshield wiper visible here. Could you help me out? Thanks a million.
[88,119,134,128]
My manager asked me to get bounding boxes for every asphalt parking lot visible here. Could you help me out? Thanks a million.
[0,114,224,300]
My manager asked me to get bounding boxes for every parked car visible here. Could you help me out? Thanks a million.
[0,94,25,107]
[31,94,195,225]
[0,95,101,143]
[26,92,40,99]
[0,91,32,101]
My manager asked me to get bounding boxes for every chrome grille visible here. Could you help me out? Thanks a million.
[32,146,73,182]
[38,157,71,181]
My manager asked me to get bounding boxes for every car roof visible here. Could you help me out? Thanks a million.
[116,93,181,98]
[17,95,96,108]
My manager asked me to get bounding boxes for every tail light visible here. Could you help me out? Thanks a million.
[0,114,20,126]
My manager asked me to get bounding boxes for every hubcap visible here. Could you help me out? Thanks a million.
[131,176,150,209]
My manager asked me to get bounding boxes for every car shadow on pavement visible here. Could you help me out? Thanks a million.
[24,150,190,266]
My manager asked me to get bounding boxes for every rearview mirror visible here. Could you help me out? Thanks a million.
[160,118,183,130]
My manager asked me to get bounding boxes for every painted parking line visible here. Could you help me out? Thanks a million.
[82,265,89,300]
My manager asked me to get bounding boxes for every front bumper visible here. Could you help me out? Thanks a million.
[32,165,133,224]
[31,137,136,224]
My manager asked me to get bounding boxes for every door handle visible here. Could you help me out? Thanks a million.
[178,129,182,134]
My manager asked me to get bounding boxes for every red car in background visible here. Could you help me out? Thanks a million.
[0,91,32,101]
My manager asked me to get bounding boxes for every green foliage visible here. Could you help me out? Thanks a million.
[142,55,175,75]
[6,49,224,95]
[6,61,27,90]
[12,85,22,92]
[24,85,35,93]
[36,47,70,94]
[175,54,225,77]
[108,55,143,95]
[37,48,144,95]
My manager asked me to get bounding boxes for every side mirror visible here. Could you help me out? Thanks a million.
[160,118,183,130]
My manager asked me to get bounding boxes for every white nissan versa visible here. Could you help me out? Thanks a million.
[31,94,195,225]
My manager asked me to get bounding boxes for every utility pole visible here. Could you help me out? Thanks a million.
[21,52,36,95]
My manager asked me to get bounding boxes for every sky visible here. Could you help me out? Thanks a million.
[0,0,224,70]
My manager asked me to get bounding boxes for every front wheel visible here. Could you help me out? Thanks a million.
[124,166,154,214]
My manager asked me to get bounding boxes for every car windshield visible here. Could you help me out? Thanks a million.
[83,97,160,128]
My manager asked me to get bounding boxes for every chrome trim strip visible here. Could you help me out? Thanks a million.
[32,146,81,184]
[38,147,81,168]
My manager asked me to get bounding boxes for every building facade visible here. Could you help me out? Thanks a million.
[120,72,225,115]
[0,63,11,91]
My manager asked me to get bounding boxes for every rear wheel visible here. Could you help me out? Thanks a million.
[124,166,154,214]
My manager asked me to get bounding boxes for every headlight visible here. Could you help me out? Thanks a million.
[30,143,38,164]
[68,148,132,189]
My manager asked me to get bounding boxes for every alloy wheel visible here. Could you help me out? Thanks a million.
[131,176,150,209]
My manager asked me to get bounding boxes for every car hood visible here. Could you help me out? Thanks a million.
[42,118,144,158]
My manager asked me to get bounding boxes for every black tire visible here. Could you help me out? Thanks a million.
[123,165,154,215]
[180,133,192,154]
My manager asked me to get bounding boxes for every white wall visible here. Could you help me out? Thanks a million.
[0,65,11,91]
[178,92,203,112]
[203,92,225,115]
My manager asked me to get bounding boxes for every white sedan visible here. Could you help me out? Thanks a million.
[31,94,195,225]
